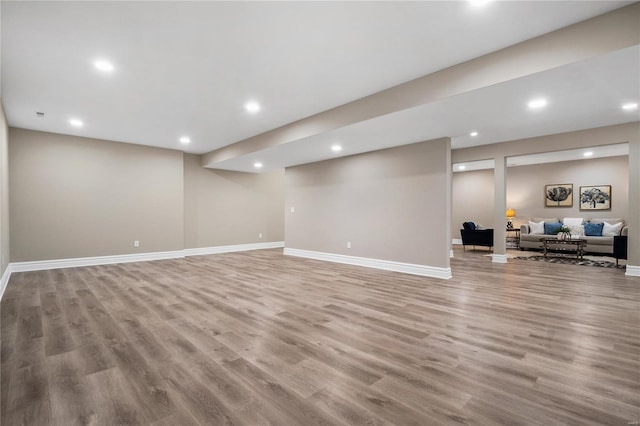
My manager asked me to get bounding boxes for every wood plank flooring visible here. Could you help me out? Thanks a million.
[1,248,639,425]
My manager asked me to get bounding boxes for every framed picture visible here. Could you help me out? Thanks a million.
[580,185,611,210]
[545,184,573,207]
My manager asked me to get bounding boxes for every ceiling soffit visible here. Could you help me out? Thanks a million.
[201,3,640,172]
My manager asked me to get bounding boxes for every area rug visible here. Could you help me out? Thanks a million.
[514,255,625,269]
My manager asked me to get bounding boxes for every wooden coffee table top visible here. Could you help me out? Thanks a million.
[539,237,586,244]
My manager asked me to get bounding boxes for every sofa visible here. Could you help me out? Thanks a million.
[460,222,494,251]
[519,217,628,254]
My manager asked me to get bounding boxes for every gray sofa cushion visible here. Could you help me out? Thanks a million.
[582,236,614,246]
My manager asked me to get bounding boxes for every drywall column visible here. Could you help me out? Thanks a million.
[493,155,507,263]
[447,147,453,259]
[627,139,640,277]
[0,101,9,282]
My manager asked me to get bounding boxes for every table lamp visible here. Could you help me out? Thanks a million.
[506,208,516,229]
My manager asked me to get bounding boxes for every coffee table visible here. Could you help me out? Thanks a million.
[539,238,587,260]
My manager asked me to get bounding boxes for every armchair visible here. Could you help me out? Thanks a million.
[460,222,494,251]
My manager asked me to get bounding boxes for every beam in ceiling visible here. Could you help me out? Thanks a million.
[201,3,640,169]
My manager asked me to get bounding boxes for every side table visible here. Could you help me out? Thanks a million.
[506,228,520,249]
[614,236,628,266]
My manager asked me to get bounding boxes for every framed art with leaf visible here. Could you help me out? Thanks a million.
[580,185,611,210]
[545,184,573,207]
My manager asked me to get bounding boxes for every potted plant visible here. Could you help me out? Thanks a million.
[553,225,572,240]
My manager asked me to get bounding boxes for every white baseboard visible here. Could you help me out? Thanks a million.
[184,241,284,257]
[284,247,451,279]
[625,265,640,277]
[491,254,508,264]
[0,265,12,300]
[4,241,286,290]
[10,250,186,273]
[452,239,463,245]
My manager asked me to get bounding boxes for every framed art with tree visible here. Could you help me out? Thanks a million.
[580,185,611,210]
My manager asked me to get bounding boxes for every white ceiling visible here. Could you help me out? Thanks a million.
[2,1,638,170]
[214,46,640,172]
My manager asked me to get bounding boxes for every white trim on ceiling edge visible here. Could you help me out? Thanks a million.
[625,265,640,277]
[284,247,451,280]
[0,241,285,300]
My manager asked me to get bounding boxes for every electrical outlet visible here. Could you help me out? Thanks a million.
[347,241,351,249]
[134,240,140,247]
[290,207,295,213]
[258,233,263,239]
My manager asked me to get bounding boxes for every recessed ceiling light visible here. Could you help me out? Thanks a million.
[527,98,548,109]
[583,151,594,157]
[254,162,263,169]
[458,165,466,170]
[69,118,84,127]
[93,59,115,73]
[622,102,638,111]
[470,131,478,137]
[179,136,191,144]
[331,144,342,152]
[245,101,261,113]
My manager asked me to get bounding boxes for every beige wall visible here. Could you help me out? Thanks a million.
[8,129,285,263]
[9,129,184,261]
[507,156,628,226]
[452,168,495,238]
[285,138,451,268]
[183,153,284,248]
[452,156,629,239]
[0,102,9,274]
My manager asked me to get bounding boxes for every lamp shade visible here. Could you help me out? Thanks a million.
[506,208,516,218]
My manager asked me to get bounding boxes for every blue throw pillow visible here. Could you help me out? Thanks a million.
[544,222,562,235]
[584,222,604,236]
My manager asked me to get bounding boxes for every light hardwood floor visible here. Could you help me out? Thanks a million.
[1,248,639,425]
